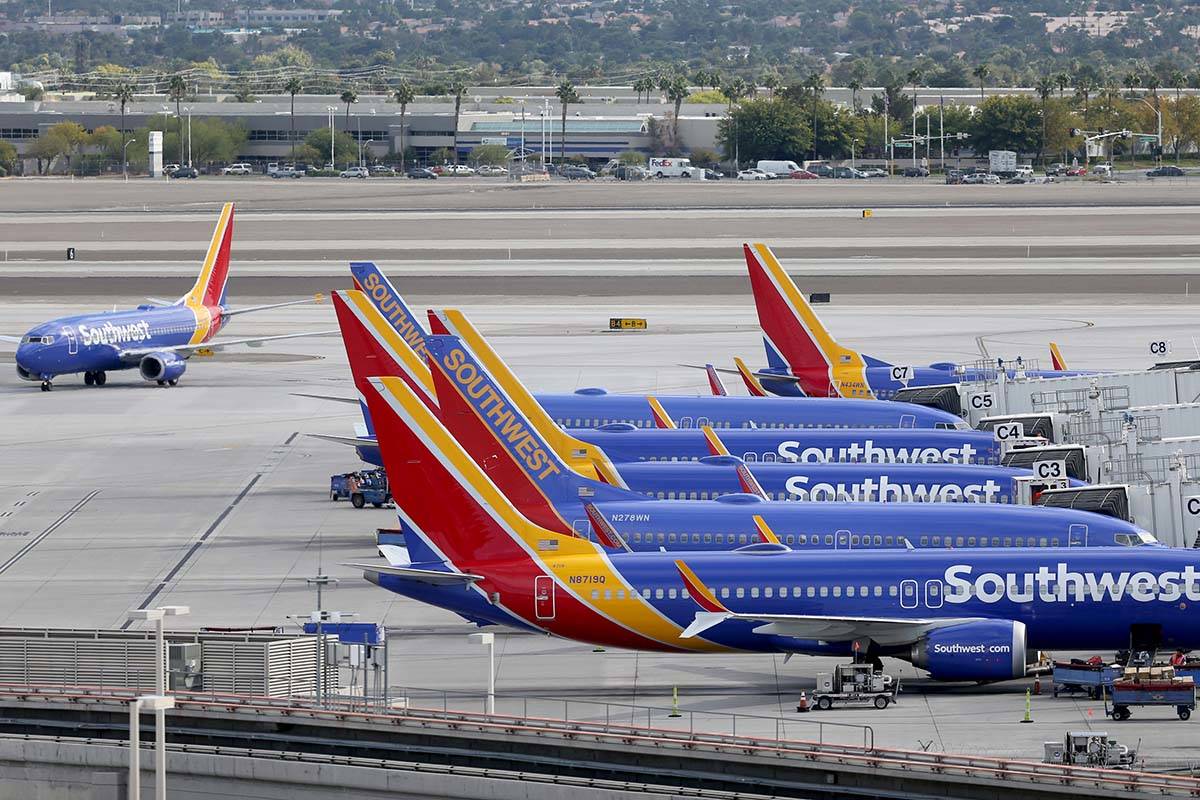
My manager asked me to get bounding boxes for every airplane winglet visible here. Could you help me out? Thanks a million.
[700,425,730,457]
[584,503,632,551]
[1050,342,1067,371]
[674,559,729,613]
[733,357,769,397]
[704,363,729,396]
[681,611,733,639]
[752,515,780,545]
[647,396,677,429]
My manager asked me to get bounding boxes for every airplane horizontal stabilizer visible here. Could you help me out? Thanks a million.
[340,562,482,585]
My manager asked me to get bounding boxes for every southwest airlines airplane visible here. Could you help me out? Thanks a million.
[351,373,1198,680]
[422,331,1151,553]
[348,260,967,428]
[4,203,325,391]
[741,242,1093,399]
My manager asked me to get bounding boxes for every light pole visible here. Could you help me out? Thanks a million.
[360,139,374,168]
[327,106,336,170]
[468,632,495,714]
[850,138,858,169]
[127,695,175,800]
[1131,95,1163,165]
[123,138,134,180]
[127,605,189,800]
[182,107,192,167]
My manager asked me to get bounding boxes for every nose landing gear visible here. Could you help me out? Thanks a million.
[40,380,52,392]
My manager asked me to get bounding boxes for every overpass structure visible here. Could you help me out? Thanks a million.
[0,684,1195,800]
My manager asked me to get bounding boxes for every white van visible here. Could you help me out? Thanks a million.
[757,160,801,177]
[647,157,696,178]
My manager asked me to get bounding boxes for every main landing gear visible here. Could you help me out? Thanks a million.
[83,371,107,387]
[155,379,178,387]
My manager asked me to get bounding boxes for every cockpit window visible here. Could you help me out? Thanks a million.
[1136,531,1158,545]
[20,335,50,344]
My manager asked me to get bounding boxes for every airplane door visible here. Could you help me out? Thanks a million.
[1069,524,1088,547]
[900,414,916,429]
[836,529,851,549]
[64,327,78,355]
[696,416,710,429]
[900,580,918,609]
[534,576,555,620]
[924,579,944,609]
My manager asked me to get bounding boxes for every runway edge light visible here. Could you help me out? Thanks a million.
[862,209,873,219]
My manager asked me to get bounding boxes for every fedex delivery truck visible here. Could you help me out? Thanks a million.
[648,157,696,178]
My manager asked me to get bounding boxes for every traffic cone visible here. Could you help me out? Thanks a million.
[1020,688,1034,723]
[797,691,810,713]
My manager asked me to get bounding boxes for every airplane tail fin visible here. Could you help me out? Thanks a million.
[331,290,438,438]
[647,396,677,429]
[732,357,769,397]
[184,202,235,308]
[431,307,628,488]
[704,364,728,396]
[743,243,882,397]
[424,333,637,535]
[1049,342,1067,371]
[349,262,431,360]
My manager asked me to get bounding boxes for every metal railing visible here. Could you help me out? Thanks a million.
[2,684,1199,797]
[1031,385,1132,414]
[1064,413,1162,446]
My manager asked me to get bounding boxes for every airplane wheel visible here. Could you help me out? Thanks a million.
[40,381,52,392]
[96,372,106,386]
[157,380,165,386]
[168,379,178,386]
[84,372,94,386]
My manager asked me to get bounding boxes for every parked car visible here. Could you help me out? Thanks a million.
[703,168,723,180]
[340,166,370,179]
[902,166,930,178]
[1148,165,1185,177]
[170,166,199,179]
[271,166,303,179]
[737,168,771,181]
[444,164,475,175]
[1046,163,1069,176]
[221,163,252,175]
[859,167,887,178]
[806,163,835,178]
[476,164,508,176]
[1065,165,1088,177]
[561,165,596,179]
[407,167,437,179]
[832,166,867,179]
[164,163,181,174]
[615,164,650,181]
[963,172,1001,184]
[789,169,819,179]
[370,165,397,177]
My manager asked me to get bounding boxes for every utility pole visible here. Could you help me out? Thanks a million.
[883,94,890,174]
[939,96,945,172]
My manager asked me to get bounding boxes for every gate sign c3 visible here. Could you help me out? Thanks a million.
[1033,459,1067,480]
[609,318,647,330]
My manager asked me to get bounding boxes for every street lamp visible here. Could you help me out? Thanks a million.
[1130,95,1163,165]
[128,605,189,800]
[327,107,336,171]
[850,138,858,169]
[128,694,175,800]
[360,138,374,169]
[467,632,495,714]
[123,138,134,180]
[181,107,192,168]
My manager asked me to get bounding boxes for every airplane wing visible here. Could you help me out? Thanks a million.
[306,433,376,448]
[341,561,482,585]
[680,610,984,644]
[0,335,21,344]
[117,329,338,363]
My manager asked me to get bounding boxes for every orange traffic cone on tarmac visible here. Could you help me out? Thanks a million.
[797,691,810,713]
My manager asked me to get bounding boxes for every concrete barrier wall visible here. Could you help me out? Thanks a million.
[0,738,655,800]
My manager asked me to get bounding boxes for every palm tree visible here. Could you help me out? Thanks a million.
[906,67,922,117]
[1055,72,1070,98]
[807,72,825,160]
[1169,68,1186,101]
[284,76,303,163]
[554,78,581,164]
[340,89,358,126]
[1123,70,1140,98]
[664,74,690,146]
[1035,76,1054,167]
[760,70,781,97]
[167,74,187,165]
[720,76,749,167]
[449,78,467,163]
[1075,74,1094,127]
[972,64,989,101]
[114,82,134,176]
[393,79,415,172]
[633,75,654,104]
[848,78,863,112]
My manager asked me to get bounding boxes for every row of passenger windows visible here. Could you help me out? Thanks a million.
[588,584,902,602]
[640,489,1009,503]
[556,416,884,431]
[624,531,1064,548]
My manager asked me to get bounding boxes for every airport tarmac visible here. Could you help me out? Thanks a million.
[2,293,1199,764]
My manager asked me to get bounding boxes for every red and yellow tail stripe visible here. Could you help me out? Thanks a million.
[733,357,769,397]
[1049,342,1067,371]
[752,515,781,545]
[700,425,729,456]
[647,396,676,429]
[674,560,729,613]
[332,290,437,408]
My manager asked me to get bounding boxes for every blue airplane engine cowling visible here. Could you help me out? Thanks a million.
[139,351,187,383]
[910,620,1027,681]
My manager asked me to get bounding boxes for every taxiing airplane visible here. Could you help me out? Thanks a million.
[352,372,1197,679]
[740,243,1094,399]
[4,203,328,391]
[348,260,969,428]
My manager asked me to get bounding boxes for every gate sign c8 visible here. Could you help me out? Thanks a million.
[1033,459,1067,480]
[1150,340,1172,356]
[993,421,1024,441]
[890,365,914,384]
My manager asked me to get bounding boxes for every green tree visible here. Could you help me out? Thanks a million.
[617,150,646,165]
[664,74,690,147]
[30,122,89,173]
[0,140,17,176]
[284,76,303,162]
[340,88,358,128]
[114,82,135,175]
[168,74,187,164]
[972,64,990,101]
[969,95,1041,154]
[187,118,248,167]
[555,79,581,164]
[303,127,356,168]
[634,75,655,104]
[449,78,468,163]
[470,143,510,166]
[393,79,415,171]
[1035,76,1055,165]
[717,97,811,166]
[688,147,720,167]
[848,78,863,112]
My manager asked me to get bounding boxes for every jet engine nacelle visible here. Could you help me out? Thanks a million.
[909,620,1027,681]
[139,351,187,383]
